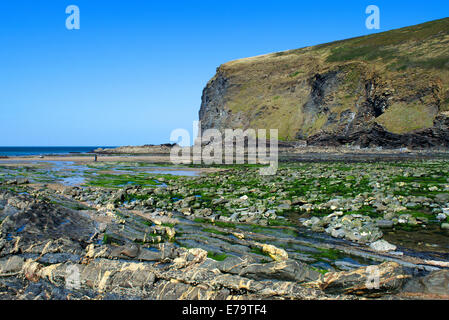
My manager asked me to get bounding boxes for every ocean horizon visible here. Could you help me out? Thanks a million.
[0,146,116,157]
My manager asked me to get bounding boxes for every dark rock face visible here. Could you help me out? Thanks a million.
[307,116,449,148]
[364,78,392,118]
[199,70,231,134]
[304,72,340,114]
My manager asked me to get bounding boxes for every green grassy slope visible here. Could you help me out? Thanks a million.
[200,18,449,143]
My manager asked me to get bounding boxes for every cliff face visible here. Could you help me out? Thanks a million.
[199,18,449,148]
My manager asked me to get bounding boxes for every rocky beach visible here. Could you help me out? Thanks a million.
[1,148,449,300]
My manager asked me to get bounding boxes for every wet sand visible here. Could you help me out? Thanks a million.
[0,153,173,164]
[0,155,223,176]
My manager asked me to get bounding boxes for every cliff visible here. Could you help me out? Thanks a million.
[199,18,449,148]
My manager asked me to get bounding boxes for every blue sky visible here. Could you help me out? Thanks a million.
[0,0,448,146]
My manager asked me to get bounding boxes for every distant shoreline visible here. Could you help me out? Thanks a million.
[0,146,115,157]
[1,145,448,165]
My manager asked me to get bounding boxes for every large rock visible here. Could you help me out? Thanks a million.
[0,190,96,257]
[369,240,397,252]
[316,262,409,296]
[401,270,449,299]
[260,243,288,261]
[238,260,321,283]
[19,250,325,300]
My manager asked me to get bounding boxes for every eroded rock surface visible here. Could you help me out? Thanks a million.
[0,188,439,300]
[0,189,329,299]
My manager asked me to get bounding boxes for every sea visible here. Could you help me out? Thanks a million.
[0,147,115,157]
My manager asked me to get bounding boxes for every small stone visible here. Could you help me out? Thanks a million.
[441,223,449,230]
[165,227,176,240]
[304,216,320,227]
[233,232,245,239]
[370,240,397,252]
[331,228,345,238]
[277,203,291,210]
[260,244,288,261]
[180,207,192,216]
[97,223,107,233]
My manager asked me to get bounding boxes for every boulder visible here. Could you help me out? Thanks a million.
[260,244,288,261]
[402,269,449,298]
[239,260,321,283]
[317,262,409,296]
[369,240,397,252]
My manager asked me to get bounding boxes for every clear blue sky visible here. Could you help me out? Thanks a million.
[0,0,448,146]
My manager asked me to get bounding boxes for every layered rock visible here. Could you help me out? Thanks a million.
[2,177,449,299]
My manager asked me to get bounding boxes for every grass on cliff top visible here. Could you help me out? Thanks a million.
[322,17,449,69]
[317,17,449,50]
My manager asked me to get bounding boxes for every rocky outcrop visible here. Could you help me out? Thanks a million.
[2,160,449,300]
[307,118,449,148]
[199,18,449,149]
[0,187,428,300]
[401,269,449,299]
[94,145,174,154]
[0,189,329,299]
[315,262,409,296]
[0,189,365,300]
